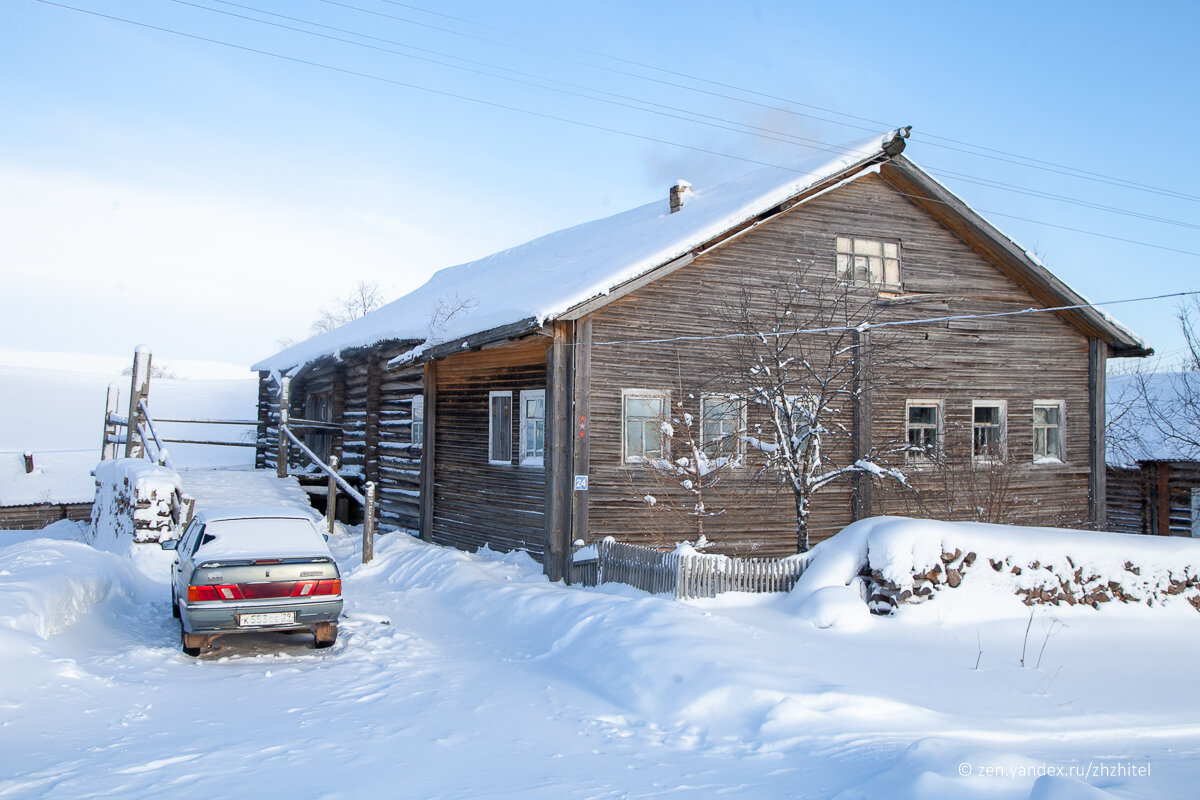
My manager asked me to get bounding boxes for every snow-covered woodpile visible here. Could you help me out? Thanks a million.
[852,518,1200,614]
[89,458,186,546]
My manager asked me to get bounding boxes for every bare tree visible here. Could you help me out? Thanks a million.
[1107,298,1200,463]
[310,280,387,335]
[716,260,907,551]
[630,388,741,543]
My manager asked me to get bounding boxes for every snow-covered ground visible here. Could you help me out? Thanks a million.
[3,491,1199,798]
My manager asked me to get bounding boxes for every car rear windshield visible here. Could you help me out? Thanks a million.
[195,517,329,559]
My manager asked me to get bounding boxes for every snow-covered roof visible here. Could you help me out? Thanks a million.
[253,127,1147,372]
[253,131,904,373]
[0,450,97,507]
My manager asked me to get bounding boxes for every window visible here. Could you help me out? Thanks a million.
[304,391,334,463]
[906,400,941,462]
[623,390,668,463]
[1032,400,1064,463]
[972,401,1006,461]
[700,395,745,460]
[519,390,546,465]
[411,395,424,447]
[836,236,901,290]
[488,391,512,465]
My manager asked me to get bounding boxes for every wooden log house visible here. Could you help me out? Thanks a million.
[254,129,1150,579]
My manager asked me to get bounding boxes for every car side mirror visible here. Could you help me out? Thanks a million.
[160,539,179,551]
[323,534,330,542]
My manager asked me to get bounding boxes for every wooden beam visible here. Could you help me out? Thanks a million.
[570,318,592,555]
[544,320,573,581]
[419,360,437,541]
[1088,338,1107,529]
[1156,461,1171,536]
[851,327,873,520]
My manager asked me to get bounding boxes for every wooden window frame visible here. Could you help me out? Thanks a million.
[519,389,546,467]
[488,390,513,466]
[622,389,670,464]
[971,399,1007,463]
[411,395,424,447]
[905,399,942,464]
[836,235,902,293]
[1032,399,1065,465]
[699,394,746,462]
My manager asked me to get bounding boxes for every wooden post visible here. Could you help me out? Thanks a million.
[327,454,339,534]
[276,374,291,478]
[362,481,377,563]
[570,319,592,562]
[544,321,573,582]
[1088,338,1108,529]
[1156,461,1171,536]
[101,384,121,461]
[125,346,152,459]
[851,327,873,521]
[419,361,437,542]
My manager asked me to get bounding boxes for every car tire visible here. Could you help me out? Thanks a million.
[171,588,180,619]
[180,621,204,657]
[314,622,337,649]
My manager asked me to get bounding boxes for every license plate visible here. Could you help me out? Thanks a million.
[238,612,295,627]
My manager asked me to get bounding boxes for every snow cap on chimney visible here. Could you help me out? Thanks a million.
[669,180,693,213]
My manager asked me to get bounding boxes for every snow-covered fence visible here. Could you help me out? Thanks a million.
[575,539,809,599]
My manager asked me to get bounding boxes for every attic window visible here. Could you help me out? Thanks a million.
[836,236,901,291]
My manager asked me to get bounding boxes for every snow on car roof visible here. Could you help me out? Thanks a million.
[194,513,332,561]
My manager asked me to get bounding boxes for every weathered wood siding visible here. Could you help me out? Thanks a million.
[430,336,550,557]
[582,172,1095,556]
[253,340,424,530]
[1107,461,1200,536]
[0,502,92,530]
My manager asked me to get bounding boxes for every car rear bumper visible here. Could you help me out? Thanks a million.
[181,598,343,634]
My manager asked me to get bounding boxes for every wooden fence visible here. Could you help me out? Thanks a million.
[572,539,810,599]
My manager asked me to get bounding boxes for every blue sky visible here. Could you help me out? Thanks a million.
[2,0,1197,375]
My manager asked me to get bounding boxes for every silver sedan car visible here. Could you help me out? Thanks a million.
[163,507,343,655]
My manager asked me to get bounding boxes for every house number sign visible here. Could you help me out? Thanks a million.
[574,475,589,492]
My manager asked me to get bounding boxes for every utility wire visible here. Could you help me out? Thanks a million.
[167,0,1200,233]
[590,290,1200,348]
[33,0,1200,259]
[372,0,1200,205]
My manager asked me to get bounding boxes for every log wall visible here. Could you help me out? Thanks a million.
[582,172,1097,556]
[430,336,551,557]
[1107,461,1200,536]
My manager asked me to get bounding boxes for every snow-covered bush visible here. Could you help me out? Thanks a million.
[89,458,185,547]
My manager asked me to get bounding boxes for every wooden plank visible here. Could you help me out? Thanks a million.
[544,321,573,581]
[1088,338,1107,528]
[571,318,592,553]
[420,360,436,542]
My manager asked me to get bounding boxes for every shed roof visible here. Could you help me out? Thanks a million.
[253,129,1148,373]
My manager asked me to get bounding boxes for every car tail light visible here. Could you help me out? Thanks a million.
[290,579,340,597]
[187,584,245,602]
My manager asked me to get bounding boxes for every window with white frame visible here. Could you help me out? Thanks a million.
[623,390,668,463]
[972,401,1006,461]
[784,395,815,455]
[905,400,941,462]
[411,395,424,447]
[519,389,546,465]
[1032,400,1064,463]
[836,236,901,290]
[700,395,745,460]
[488,391,512,465]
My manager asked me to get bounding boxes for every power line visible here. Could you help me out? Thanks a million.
[33,0,1200,260]
[590,290,1200,348]
[371,0,1200,205]
[165,0,1200,234]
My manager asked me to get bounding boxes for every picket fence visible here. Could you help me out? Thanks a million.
[571,539,810,599]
